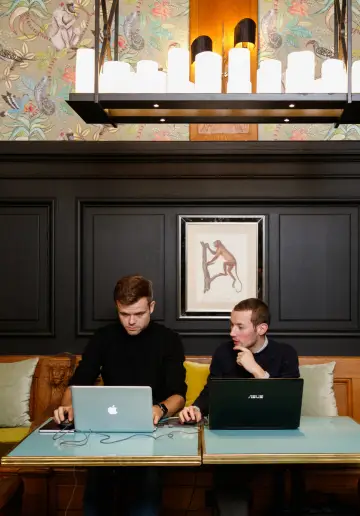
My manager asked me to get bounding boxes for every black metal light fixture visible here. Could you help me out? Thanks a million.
[66,0,359,127]
[234,18,256,51]
[191,35,213,64]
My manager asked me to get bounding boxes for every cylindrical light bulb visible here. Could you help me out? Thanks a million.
[287,51,315,91]
[257,59,282,93]
[321,58,347,93]
[287,50,315,75]
[285,51,315,93]
[137,60,158,76]
[155,71,167,93]
[195,51,222,93]
[228,47,250,84]
[352,60,360,93]
[99,61,132,93]
[227,80,251,93]
[167,47,190,92]
[134,60,161,92]
[75,48,95,93]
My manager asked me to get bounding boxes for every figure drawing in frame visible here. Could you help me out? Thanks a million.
[201,240,243,294]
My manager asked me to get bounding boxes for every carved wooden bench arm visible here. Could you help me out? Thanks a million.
[30,403,59,433]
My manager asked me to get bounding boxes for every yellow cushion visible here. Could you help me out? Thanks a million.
[184,361,210,406]
[0,427,30,443]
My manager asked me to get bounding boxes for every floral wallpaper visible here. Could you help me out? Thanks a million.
[0,0,359,141]
[0,0,189,141]
[258,0,360,140]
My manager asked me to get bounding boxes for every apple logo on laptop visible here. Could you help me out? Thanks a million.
[108,405,118,415]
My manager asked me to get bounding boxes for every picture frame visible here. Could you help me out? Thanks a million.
[178,215,265,319]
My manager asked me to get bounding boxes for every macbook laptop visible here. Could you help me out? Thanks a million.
[208,378,304,430]
[71,385,154,433]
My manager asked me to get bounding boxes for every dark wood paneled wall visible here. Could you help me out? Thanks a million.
[1,141,360,357]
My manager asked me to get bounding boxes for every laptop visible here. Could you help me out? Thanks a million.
[208,378,304,430]
[71,385,154,433]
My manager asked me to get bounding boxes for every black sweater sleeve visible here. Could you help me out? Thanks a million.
[68,330,103,386]
[276,344,300,379]
[161,331,187,401]
[192,347,224,416]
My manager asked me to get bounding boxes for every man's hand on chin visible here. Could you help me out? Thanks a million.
[234,346,266,378]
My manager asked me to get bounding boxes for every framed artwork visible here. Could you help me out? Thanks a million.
[178,215,265,319]
[190,123,258,142]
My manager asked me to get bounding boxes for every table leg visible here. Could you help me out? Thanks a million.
[272,467,288,515]
[289,466,306,516]
[19,468,50,516]
[262,466,305,516]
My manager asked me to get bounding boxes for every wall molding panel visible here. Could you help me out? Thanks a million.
[0,200,54,337]
[77,202,166,335]
[0,142,360,355]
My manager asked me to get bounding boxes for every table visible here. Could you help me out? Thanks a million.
[203,416,360,464]
[203,417,360,514]
[1,419,201,467]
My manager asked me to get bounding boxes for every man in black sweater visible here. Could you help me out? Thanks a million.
[179,298,299,516]
[54,275,187,516]
[179,297,299,422]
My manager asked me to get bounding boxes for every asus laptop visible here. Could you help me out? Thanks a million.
[208,378,304,430]
[71,385,154,433]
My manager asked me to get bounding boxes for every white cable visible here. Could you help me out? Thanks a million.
[64,465,77,516]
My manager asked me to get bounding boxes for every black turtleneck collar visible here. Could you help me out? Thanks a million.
[116,319,154,339]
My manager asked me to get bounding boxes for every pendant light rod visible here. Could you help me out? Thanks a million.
[98,0,119,69]
[94,0,100,103]
[335,0,352,126]
[347,0,352,104]
[114,0,119,61]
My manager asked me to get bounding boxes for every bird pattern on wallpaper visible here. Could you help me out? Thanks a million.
[306,40,333,59]
[0,0,360,141]
[123,11,145,51]
[258,0,360,141]
[0,0,189,141]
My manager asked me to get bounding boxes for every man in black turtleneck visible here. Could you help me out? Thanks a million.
[179,297,299,516]
[54,275,186,516]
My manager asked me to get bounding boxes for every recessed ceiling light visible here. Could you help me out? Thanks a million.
[284,118,290,122]
[154,104,159,108]
[160,118,166,122]
[289,104,295,108]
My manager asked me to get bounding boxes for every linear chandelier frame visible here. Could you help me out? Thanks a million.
[66,0,360,126]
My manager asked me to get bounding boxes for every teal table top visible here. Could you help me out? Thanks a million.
[2,420,201,467]
[203,416,360,464]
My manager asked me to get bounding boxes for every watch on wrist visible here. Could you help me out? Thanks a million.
[157,403,168,417]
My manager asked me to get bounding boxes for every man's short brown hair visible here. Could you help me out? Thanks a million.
[233,298,270,327]
[113,275,153,305]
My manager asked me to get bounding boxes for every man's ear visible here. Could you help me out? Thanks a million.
[257,323,268,336]
[149,300,156,314]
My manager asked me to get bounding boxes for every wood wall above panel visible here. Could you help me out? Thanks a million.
[189,0,258,141]
[1,142,360,356]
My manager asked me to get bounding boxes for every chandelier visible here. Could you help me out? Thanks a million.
[67,0,360,126]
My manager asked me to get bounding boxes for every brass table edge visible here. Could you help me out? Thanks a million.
[198,425,203,460]
[1,453,201,467]
[201,426,206,459]
[202,453,360,464]
[1,426,202,467]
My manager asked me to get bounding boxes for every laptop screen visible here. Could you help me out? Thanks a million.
[208,378,304,430]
